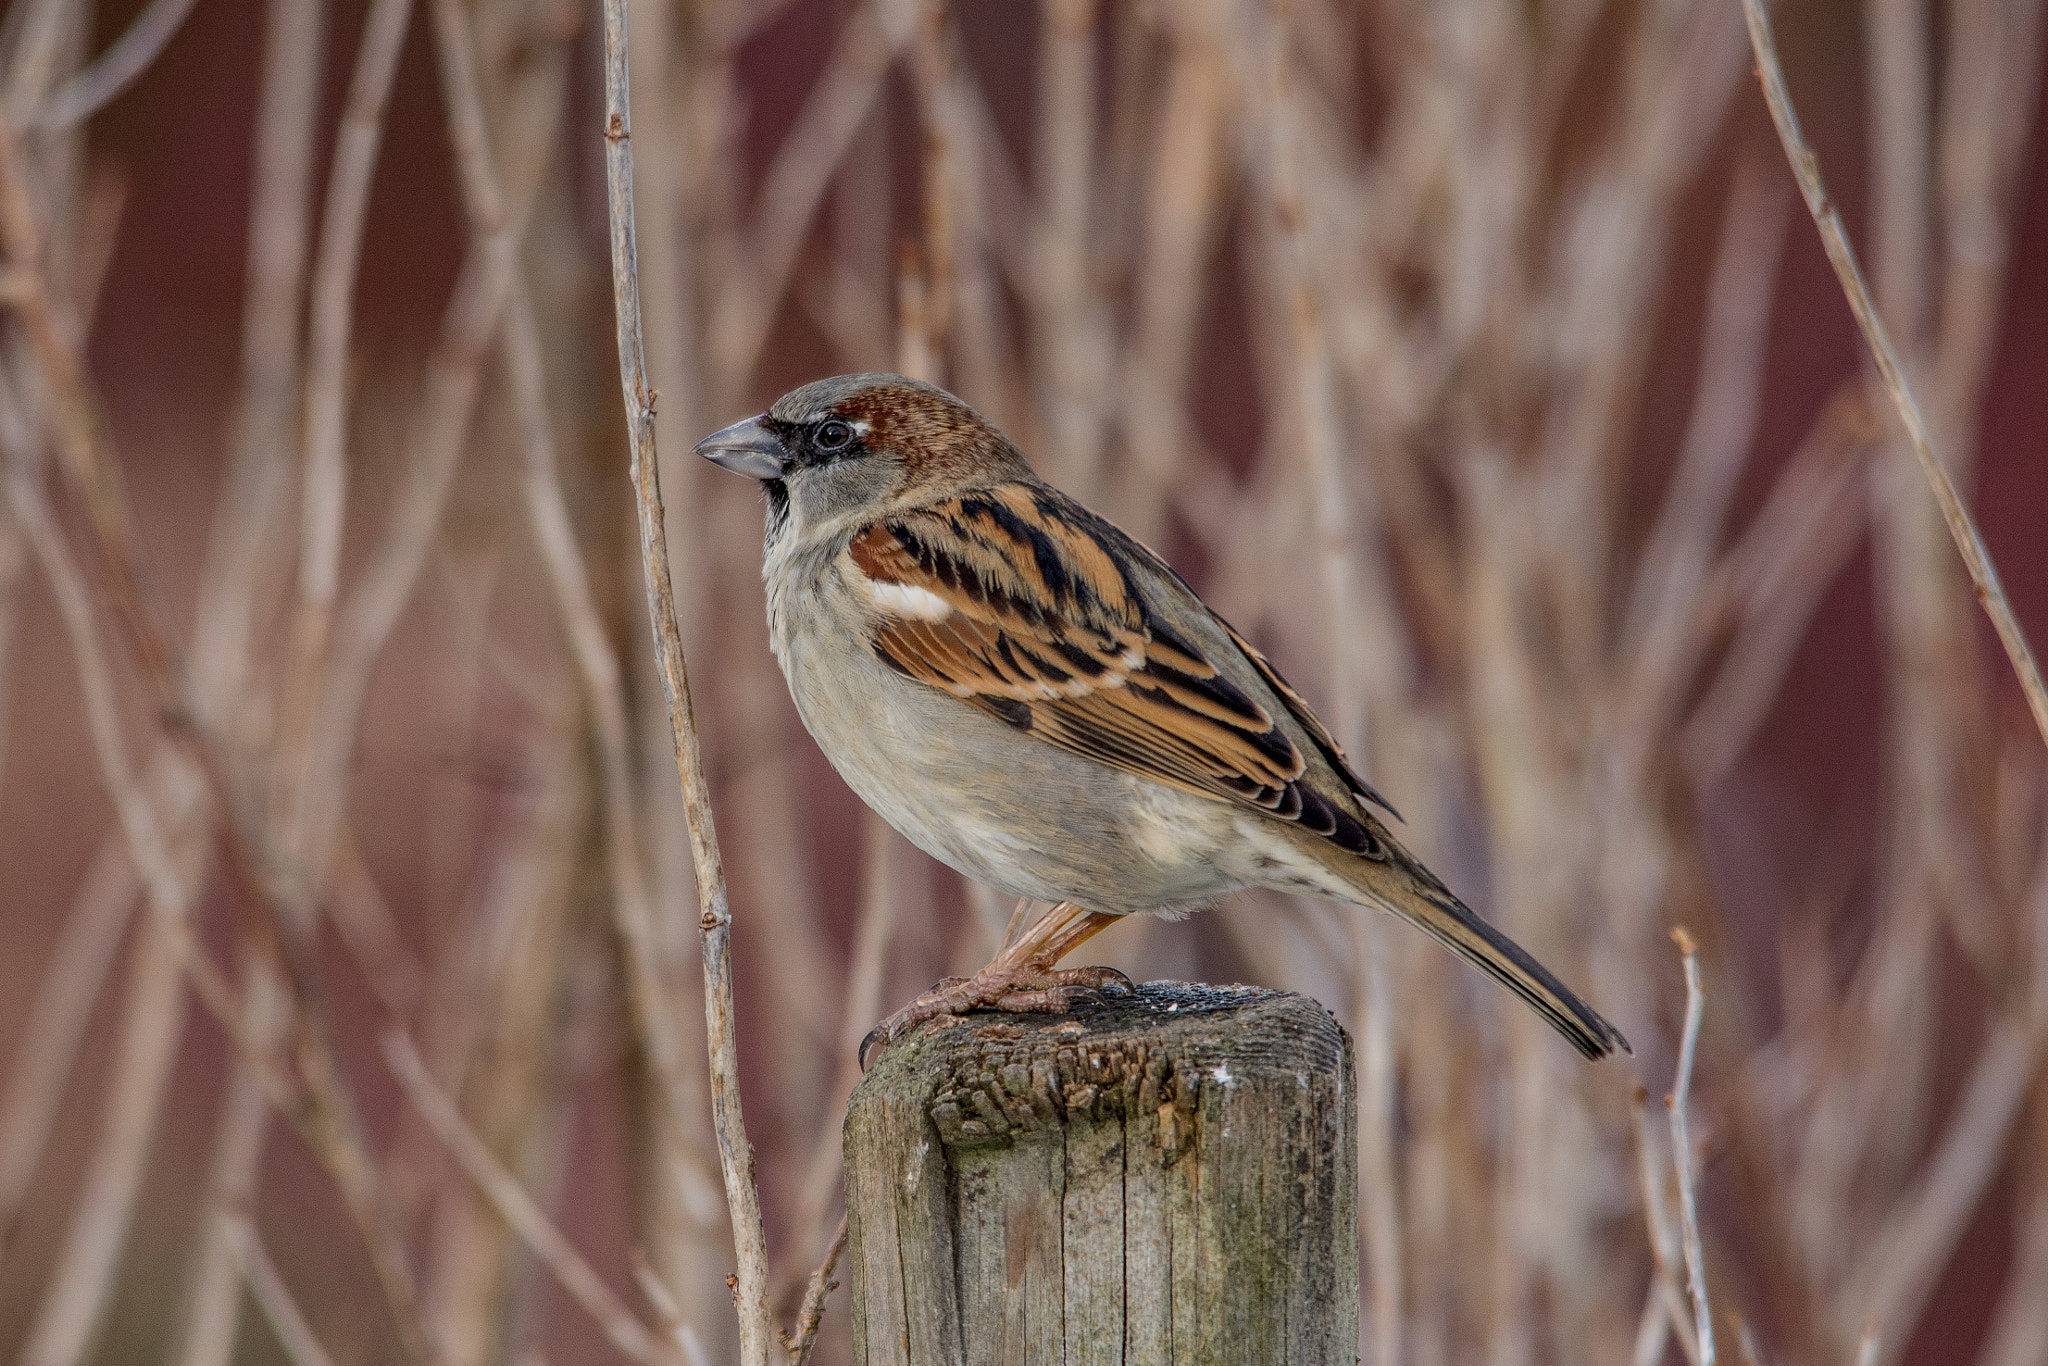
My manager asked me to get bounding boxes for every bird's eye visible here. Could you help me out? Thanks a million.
[815,419,856,452]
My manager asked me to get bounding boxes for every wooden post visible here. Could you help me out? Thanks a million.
[844,982,1358,1365]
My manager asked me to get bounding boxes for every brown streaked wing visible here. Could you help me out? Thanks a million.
[846,483,1388,859]
[1219,621,1401,820]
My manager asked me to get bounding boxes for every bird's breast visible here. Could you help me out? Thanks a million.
[760,552,1245,913]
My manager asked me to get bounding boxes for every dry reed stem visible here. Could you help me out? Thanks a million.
[0,128,161,689]
[14,922,188,1366]
[1233,19,1412,1357]
[1632,1085,1702,1366]
[0,87,435,1366]
[285,25,563,908]
[773,813,897,1312]
[413,659,587,1366]
[1028,0,1106,487]
[1980,1118,2048,1366]
[0,503,23,783]
[29,0,201,130]
[277,0,415,836]
[0,473,260,1074]
[383,1030,684,1366]
[175,963,290,1366]
[224,1214,341,1366]
[1669,928,1716,1366]
[395,30,590,1347]
[1843,1013,2041,1364]
[1618,154,1790,739]
[1741,0,2048,752]
[1,3,2041,1362]
[0,831,137,1256]
[601,0,774,1359]
[495,2,729,1313]
[505,280,718,1204]
[708,0,917,386]
[245,45,576,1337]
[1931,0,2046,459]
[1111,20,1226,531]
[2,0,85,117]
[173,0,326,1350]
[1682,392,1875,786]
[634,1255,716,1366]
[328,827,427,1016]
[907,1,960,378]
[4,460,199,1366]
[1734,1316,1769,1366]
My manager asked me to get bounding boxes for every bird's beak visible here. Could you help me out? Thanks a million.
[693,415,791,480]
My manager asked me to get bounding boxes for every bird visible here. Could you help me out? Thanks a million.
[694,373,1629,1062]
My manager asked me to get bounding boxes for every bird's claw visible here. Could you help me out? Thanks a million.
[859,963,1136,1069]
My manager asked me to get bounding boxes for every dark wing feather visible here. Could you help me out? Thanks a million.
[846,482,1385,860]
[1219,621,1401,820]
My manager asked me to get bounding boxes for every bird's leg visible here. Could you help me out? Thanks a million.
[861,902,1131,1065]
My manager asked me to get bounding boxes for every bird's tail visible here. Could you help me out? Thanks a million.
[1342,842,1630,1060]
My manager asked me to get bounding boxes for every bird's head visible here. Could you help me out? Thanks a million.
[693,373,1031,544]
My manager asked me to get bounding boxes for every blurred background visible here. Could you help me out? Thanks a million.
[0,0,2045,1363]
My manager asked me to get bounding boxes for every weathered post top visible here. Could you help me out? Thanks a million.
[844,982,1358,1366]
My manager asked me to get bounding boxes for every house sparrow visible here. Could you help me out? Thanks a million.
[696,374,1628,1061]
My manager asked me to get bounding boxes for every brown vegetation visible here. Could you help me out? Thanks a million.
[1,1,2046,1364]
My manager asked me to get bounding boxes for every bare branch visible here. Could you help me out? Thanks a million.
[780,1213,848,1366]
[225,1215,341,1366]
[0,831,135,1257]
[600,0,774,1359]
[1669,928,1716,1366]
[30,0,202,130]
[383,1030,684,1366]
[1741,0,2048,751]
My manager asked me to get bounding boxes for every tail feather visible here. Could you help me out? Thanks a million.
[1350,850,1630,1061]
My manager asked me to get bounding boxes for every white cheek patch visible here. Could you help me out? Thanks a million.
[867,579,955,621]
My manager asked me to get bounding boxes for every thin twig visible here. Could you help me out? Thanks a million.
[0,92,434,1366]
[29,0,202,130]
[1842,1013,2040,1362]
[1669,927,1716,1366]
[773,814,897,1310]
[505,274,718,1198]
[600,0,774,1361]
[1735,1315,1768,1366]
[0,830,136,1256]
[1741,0,2048,751]
[780,1213,848,1366]
[224,1215,340,1366]
[5,458,197,1366]
[493,0,727,1275]
[0,473,265,1079]
[382,1029,684,1366]
[706,0,917,385]
[278,0,416,823]
[0,497,23,783]
[177,961,290,1366]
[1619,153,1790,732]
[173,0,327,1354]
[634,1255,716,1366]
[1633,1084,1703,1366]
[283,4,565,911]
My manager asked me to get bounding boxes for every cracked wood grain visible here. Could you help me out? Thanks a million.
[845,983,1357,1365]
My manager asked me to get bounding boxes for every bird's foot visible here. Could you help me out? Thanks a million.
[860,963,1134,1068]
